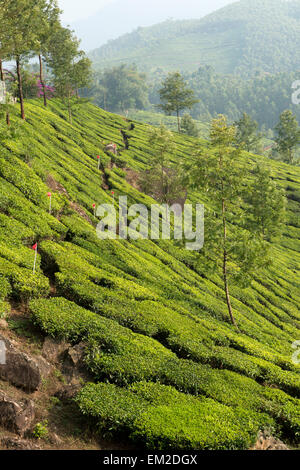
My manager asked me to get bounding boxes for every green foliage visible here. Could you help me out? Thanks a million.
[189,115,286,325]
[0,98,299,449]
[85,64,149,113]
[274,110,300,164]
[76,382,274,450]
[46,25,92,122]
[139,125,185,205]
[180,113,199,137]
[234,113,262,153]
[90,0,300,77]
[244,164,286,241]
[33,420,49,439]
[158,72,198,132]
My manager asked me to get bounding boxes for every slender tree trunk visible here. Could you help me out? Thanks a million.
[67,91,72,124]
[177,109,181,133]
[39,54,47,107]
[0,59,4,82]
[0,60,9,126]
[222,197,238,328]
[16,56,25,120]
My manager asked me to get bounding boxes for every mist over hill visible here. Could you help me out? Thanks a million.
[70,0,233,51]
[89,0,300,76]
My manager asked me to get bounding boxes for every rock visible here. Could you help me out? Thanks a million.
[253,431,289,450]
[1,437,41,450]
[34,354,54,378]
[48,432,63,446]
[0,392,35,436]
[61,342,87,380]
[66,343,85,368]
[0,319,8,330]
[0,333,52,392]
[42,337,70,364]
[55,384,82,401]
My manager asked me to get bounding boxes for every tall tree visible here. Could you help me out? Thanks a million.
[37,0,61,107]
[0,3,6,81]
[0,0,46,119]
[274,110,300,164]
[234,112,262,152]
[46,25,92,123]
[181,113,199,137]
[244,164,286,241]
[158,72,198,133]
[139,125,185,205]
[86,65,148,114]
[189,115,285,327]
[0,2,11,124]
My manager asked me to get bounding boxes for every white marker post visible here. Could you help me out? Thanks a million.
[93,203,96,217]
[97,155,101,170]
[32,243,38,274]
[0,340,6,365]
[47,192,52,214]
[111,191,115,202]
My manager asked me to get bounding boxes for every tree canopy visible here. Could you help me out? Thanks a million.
[158,72,198,133]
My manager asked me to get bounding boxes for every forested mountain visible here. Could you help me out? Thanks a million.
[90,0,300,76]
[157,67,300,129]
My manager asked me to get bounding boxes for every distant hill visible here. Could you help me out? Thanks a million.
[89,0,300,76]
[71,0,233,51]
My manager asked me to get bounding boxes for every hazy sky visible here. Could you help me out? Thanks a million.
[57,0,236,50]
[59,0,235,23]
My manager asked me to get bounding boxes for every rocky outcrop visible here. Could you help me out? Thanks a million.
[1,436,41,450]
[55,383,82,401]
[42,336,71,364]
[65,343,86,369]
[61,342,91,382]
[0,334,52,392]
[253,431,289,450]
[0,392,35,436]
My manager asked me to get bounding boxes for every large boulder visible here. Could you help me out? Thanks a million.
[0,334,52,392]
[0,392,35,436]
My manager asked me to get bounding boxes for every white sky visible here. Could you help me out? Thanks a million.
[58,0,234,23]
[59,0,114,22]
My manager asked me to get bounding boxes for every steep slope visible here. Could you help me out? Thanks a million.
[90,0,300,76]
[0,99,299,449]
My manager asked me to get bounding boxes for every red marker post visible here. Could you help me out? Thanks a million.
[93,203,96,217]
[32,243,38,274]
[111,191,115,202]
[47,192,52,214]
[97,155,101,170]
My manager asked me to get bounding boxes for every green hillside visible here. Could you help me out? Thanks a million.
[90,0,300,76]
[0,100,300,449]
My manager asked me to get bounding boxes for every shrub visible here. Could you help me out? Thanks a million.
[76,382,275,450]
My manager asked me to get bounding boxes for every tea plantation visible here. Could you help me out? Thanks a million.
[0,99,299,449]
